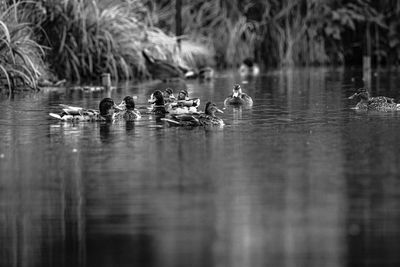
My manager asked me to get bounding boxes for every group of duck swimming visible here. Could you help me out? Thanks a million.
[49,84,253,127]
[49,86,399,127]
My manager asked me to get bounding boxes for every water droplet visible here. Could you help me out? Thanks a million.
[72,148,78,153]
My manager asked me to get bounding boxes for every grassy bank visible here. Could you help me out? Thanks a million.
[0,0,214,90]
[2,0,400,91]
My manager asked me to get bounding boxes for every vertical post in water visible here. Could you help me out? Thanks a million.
[101,73,111,97]
[175,0,182,50]
[363,21,371,89]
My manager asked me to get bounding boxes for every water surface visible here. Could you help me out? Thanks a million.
[1,68,400,267]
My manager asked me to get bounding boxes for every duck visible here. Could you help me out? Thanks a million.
[142,50,184,81]
[183,68,198,79]
[49,98,123,121]
[224,84,253,106]
[168,89,200,114]
[162,88,176,104]
[148,90,168,115]
[118,96,141,121]
[348,88,400,111]
[198,67,214,80]
[162,102,224,127]
[239,58,260,77]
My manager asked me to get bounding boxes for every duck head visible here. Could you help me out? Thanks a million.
[178,89,189,100]
[348,88,369,101]
[243,58,254,68]
[163,88,176,100]
[148,90,165,105]
[205,102,224,117]
[99,98,122,119]
[232,84,243,98]
[119,96,136,110]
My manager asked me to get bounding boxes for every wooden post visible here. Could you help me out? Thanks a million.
[101,73,111,90]
[363,21,371,88]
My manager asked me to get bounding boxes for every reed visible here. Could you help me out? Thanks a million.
[17,0,214,81]
[0,2,44,92]
[146,0,257,67]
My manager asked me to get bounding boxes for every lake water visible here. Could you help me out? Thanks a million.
[1,68,400,267]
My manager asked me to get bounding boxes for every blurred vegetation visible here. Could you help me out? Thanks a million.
[2,0,400,89]
[145,0,400,68]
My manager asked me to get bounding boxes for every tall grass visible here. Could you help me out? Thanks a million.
[146,0,257,67]
[0,2,44,92]
[147,0,396,68]
[17,0,214,81]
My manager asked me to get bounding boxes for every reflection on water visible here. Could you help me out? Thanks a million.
[1,68,400,267]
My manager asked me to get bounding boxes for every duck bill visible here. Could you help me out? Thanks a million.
[113,103,124,111]
[117,100,126,110]
[148,93,155,103]
[216,108,224,114]
[348,93,357,99]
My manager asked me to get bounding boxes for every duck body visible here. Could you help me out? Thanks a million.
[198,67,214,80]
[355,99,400,111]
[49,105,101,121]
[224,84,253,106]
[349,88,400,111]
[167,98,200,115]
[49,98,122,122]
[162,102,224,127]
[148,90,168,115]
[118,96,141,121]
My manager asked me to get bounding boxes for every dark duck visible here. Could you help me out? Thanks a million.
[224,84,253,106]
[118,96,141,121]
[162,102,224,127]
[348,88,399,111]
[148,90,168,115]
[49,98,123,122]
[198,67,214,80]
[239,58,260,76]
[142,50,184,81]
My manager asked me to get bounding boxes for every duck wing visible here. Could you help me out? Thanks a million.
[162,114,200,126]
[59,104,84,115]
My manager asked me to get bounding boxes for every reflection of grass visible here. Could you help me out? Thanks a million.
[0,3,44,92]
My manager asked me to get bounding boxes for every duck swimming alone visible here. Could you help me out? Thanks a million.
[118,96,141,121]
[348,88,400,111]
[162,102,224,127]
[239,58,260,77]
[49,98,122,122]
[198,67,214,80]
[224,84,253,106]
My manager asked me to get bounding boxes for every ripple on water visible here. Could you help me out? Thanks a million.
[1,69,400,267]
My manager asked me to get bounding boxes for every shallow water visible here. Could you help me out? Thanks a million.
[1,68,400,267]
